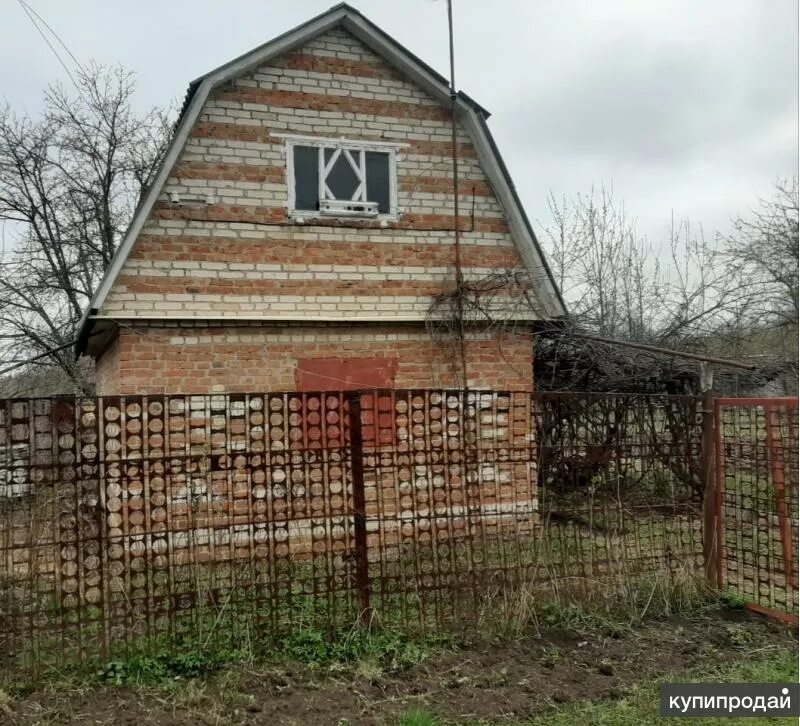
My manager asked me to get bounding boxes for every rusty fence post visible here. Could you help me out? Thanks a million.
[765,403,796,590]
[700,367,720,588]
[347,392,372,623]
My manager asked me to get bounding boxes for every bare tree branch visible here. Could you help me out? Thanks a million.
[0,63,171,391]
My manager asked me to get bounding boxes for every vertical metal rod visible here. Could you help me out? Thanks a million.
[96,396,109,660]
[766,403,796,589]
[347,392,371,622]
[713,398,725,589]
[700,389,718,587]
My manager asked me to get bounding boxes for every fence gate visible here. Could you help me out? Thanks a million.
[715,397,799,622]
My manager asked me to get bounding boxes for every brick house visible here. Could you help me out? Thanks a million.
[77,3,565,395]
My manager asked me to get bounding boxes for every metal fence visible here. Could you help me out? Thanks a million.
[715,397,799,621]
[535,392,703,587]
[2,389,776,674]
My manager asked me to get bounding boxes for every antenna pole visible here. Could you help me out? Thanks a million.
[447,0,468,387]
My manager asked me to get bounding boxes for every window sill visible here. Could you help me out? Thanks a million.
[288,210,400,225]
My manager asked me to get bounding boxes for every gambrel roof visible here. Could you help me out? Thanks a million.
[77,2,566,354]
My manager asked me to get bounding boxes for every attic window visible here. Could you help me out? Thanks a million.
[285,136,402,219]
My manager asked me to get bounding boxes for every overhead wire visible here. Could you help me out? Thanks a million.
[17,0,86,96]
[19,0,85,71]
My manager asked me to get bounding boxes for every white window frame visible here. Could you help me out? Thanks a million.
[282,134,405,221]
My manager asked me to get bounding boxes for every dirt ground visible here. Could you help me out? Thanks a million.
[3,609,796,726]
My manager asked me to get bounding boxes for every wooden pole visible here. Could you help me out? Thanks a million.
[569,333,756,371]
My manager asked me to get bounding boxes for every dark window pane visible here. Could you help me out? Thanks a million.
[293,146,318,210]
[366,152,390,213]
[324,150,360,201]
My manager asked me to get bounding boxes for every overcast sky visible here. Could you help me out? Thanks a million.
[0,0,797,249]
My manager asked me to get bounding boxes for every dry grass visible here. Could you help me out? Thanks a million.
[478,559,714,640]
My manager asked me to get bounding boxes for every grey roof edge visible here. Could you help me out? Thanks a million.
[177,3,490,122]
[76,2,565,357]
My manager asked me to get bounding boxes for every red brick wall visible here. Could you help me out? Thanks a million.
[95,323,533,395]
[94,335,120,394]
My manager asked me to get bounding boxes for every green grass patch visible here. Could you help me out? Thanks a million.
[0,620,455,694]
[76,622,453,688]
[274,624,454,672]
[397,710,443,726]
[397,647,798,726]
[525,648,798,725]
[94,646,246,686]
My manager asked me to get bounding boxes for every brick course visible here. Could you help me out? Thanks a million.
[95,324,533,395]
[128,235,520,267]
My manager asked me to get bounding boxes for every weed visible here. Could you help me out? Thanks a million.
[477,562,716,641]
[0,688,13,717]
[83,620,451,690]
[353,654,384,683]
[275,624,449,673]
[277,627,331,666]
[720,590,746,610]
[397,708,443,726]
[539,647,562,669]
[94,645,248,686]
[723,623,755,648]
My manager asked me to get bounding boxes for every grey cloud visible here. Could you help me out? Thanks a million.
[501,40,795,166]
[0,0,796,248]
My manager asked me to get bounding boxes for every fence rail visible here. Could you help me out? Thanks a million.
[2,389,793,674]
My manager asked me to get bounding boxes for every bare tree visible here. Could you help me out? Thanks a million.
[533,185,747,391]
[541,185,736,346]
[717,178,799,385]
[424,184,741,392]
[534,179,800,394]
[0,64,171,392]
[727,178,799,325]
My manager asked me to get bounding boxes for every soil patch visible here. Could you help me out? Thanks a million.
[4,609,796,725]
